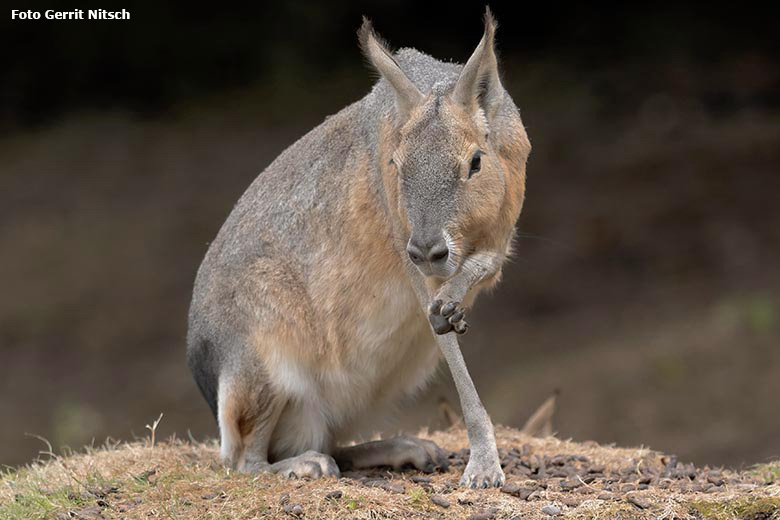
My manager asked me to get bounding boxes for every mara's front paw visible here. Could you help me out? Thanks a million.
[428,299,468,335]
[460,457,505,488]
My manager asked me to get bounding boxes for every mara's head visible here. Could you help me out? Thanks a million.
[360,9,530,279]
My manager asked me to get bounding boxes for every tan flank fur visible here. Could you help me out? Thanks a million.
[187,8,530,487]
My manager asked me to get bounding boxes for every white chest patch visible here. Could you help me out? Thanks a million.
[266,275,441,441]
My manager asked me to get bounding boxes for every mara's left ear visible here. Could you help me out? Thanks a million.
[359,17,423,121]
[451,7,504,123]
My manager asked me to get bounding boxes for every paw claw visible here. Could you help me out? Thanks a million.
[448,310,464,324]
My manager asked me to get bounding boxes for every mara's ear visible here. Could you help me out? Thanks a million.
[451,7,504,122]
[359,17,423,120]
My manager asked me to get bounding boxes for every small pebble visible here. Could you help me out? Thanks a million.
[325,490,342,500]
[626,494,651,509]
[550,455,568,466]
[282,503,304,516]
[541,504,561,516]
[380,482,405,494]
[467,508,498,520]
[501,483,535,500]
[430,494,450,508]
[561,496,580,507]
[362,479,404,494]
[560,478,582,490]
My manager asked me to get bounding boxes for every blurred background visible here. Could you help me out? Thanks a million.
[1,1,778,469]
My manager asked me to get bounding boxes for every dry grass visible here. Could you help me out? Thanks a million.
[2,426,778,520]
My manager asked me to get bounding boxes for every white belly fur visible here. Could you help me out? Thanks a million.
[268,276,441,458]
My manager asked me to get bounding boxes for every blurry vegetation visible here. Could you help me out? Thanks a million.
[751,461,780,485]
[688,496,780,520]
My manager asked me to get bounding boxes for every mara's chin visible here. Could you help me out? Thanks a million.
[416,263,458,280]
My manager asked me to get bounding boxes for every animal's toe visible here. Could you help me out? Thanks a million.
[460,462,505,488]
[448,309,464,325]
[302,451,341,478]
[453,320,469,335]
[399,437,450,473]
[321,456,341,477]
[441,301,458,317]
[429,313,452,334]
[273,452,340,479]
[417,438,449,471]
[302,461,323,478]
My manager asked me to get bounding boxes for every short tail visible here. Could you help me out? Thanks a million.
[187,338,219,419]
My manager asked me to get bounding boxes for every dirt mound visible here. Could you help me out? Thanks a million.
[2,426,778,519]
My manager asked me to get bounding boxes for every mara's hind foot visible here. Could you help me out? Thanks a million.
[334,436,449,473]
[271,451,341,479]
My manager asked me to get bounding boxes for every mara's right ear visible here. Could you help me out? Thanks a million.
[359,17,423,121]
[451,7,504,123]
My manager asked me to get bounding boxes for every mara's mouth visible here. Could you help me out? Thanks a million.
[413,260,457,279]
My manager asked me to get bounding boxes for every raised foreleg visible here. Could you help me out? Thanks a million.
[420,251,506,488]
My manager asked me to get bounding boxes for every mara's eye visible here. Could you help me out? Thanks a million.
[468,152,483,178]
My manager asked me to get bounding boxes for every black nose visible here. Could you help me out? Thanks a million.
[407,238,449,265]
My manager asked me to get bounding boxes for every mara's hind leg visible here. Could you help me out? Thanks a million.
[218,373,340,479]
[211,255,340,479]
[334,436,449,473]
[217,374,284,472]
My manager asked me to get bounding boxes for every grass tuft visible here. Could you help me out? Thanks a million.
[689,496,780,520]
[750,461,780,485]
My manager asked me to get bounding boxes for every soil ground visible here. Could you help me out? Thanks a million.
[2,426,779,520]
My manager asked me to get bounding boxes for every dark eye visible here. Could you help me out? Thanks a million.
[468,152,483,178]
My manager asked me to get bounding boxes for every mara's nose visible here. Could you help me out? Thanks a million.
[407,237,449,266]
